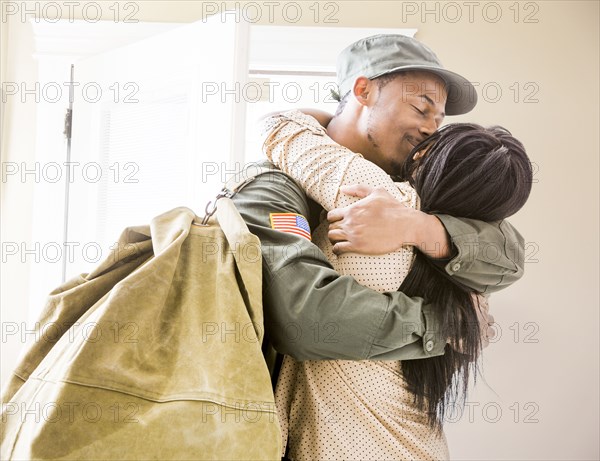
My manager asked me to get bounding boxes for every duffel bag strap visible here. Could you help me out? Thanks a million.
[194,164,275,227]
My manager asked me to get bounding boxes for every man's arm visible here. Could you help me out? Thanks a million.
[432,214,524,294]
[260,110,524,294]
[327,185,525,294]
[232,164,446,361]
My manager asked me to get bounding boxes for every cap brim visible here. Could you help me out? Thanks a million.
[370,65,478,116]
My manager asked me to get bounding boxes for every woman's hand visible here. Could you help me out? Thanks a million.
[326,184,451,258]
[258,109,333,128]
[297,109,334,128]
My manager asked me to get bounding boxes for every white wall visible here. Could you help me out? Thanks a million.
[1,5,38,400]
[1,1,598,460]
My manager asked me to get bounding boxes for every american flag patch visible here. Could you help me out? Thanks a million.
[269,213,311,241]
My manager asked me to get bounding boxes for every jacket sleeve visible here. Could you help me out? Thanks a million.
[231,165,447,361]
[432,214,525,294]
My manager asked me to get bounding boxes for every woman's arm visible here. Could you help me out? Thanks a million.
[261,110,410,211]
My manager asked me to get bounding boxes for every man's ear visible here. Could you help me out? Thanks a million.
[352,76,375,107]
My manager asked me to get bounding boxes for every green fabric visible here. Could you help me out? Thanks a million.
[434,214,525,294]
[233,162,525,361]
[1,205,281,461]
[334,34,477,115]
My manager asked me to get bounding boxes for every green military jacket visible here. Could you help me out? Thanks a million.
[231,162,525,364]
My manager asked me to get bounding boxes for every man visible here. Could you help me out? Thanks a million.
[320,34,479,258]
[230,35,520,365]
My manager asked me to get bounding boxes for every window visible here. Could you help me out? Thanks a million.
[26,17,415,320]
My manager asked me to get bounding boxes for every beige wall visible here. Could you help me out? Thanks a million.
[1,1,598,459]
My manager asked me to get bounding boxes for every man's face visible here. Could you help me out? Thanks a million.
[362,71,447,175]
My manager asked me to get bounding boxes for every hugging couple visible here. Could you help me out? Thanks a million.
[239,34,532,460]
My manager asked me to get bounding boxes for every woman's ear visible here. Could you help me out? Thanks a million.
[413,149,426,161]
[413,142,433,161]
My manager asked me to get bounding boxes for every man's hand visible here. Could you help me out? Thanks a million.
[326,184,451,258]
[474,294,496,349]
[450,295,496,353]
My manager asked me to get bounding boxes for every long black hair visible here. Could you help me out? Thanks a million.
[399,123,533,431]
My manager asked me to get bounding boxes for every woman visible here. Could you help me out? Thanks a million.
[262,110,532,460]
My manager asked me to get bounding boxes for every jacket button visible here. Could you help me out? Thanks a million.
[452,262,461,272]
[425,340,434,352]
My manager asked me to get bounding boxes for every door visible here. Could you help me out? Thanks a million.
[66,14,250,277]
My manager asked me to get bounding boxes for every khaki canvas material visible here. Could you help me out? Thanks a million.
[1,203,281,460]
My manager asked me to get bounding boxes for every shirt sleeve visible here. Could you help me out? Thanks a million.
[261,110,410,210]
[432,214,525,294]
[231,163,446,361]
